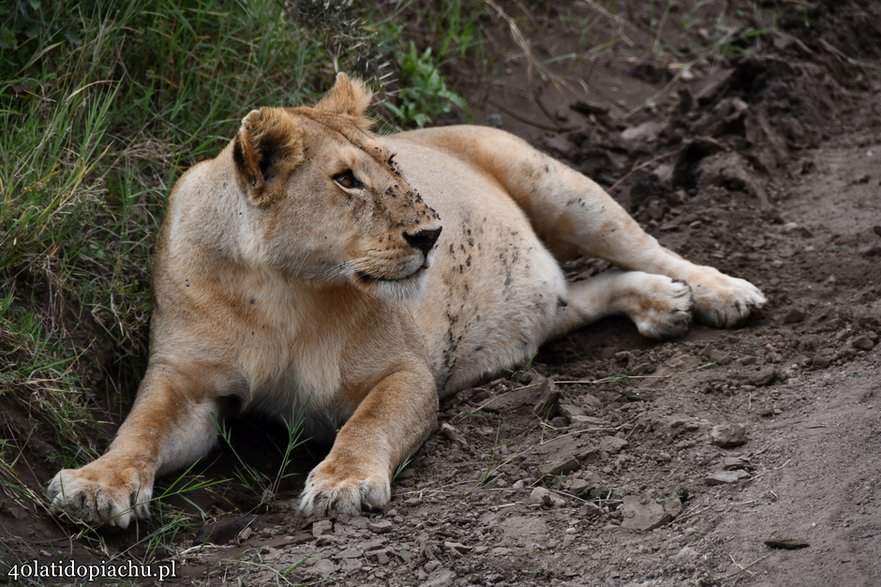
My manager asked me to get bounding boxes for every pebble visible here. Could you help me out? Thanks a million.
[852,335,875,350]
[444,541,472,554]
[782,308,806,324]
[621,495,682,531]
[599,436,629,454]
[334,546,362,559]
[567,477,593,497]
[418,569,456,587]
[621,120,664,142]
[674,545,699,561]
[705,469,750,485]
[237,526,253,542]
[710,423,748,448]
[530,486,550,503]
[368,519,394,534]
[544,135,573,155]
[747,368,778,387]
[529,486,565,507]
[720,456,753,470]
[765,538,810,550]
[547,456,581,476]
[312,519,333,538]
[311,558,336,576]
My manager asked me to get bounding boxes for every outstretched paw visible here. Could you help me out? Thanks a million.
[689,267,766,327]
[633,275,695,340]
[47,460,153,529]
[298,458,390,518]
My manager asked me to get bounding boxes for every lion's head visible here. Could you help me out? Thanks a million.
[230,73,442,301]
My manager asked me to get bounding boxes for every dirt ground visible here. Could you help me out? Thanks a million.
[4,1,880,585]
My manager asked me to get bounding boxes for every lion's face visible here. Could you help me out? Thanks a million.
[231,75,441,301]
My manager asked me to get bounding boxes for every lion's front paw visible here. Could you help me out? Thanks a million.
[298,458,391,518]
[633,275,694,340]
[47,461,153,529]
[689,267,766,327]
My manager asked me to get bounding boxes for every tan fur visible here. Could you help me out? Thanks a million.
[48,74,765,526]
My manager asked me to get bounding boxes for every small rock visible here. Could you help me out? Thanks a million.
[720,456,753,471]
[368,519,393,534]
[559,403,585,419]
[674,545,699,561]
[599,436,629,454]
[782,308,806,324]
[567,477,593,497]
[852,335,875,351]
[711,424,748,448]
[533,379,560,419]
[570,100,609,116]
[569,414,609,429]
[440,422,469,448]
[419,569,456,587]
[621,121,664,142]
[529,486,565,507]
[781,223,812,237]
[547,456,581,476]
[312,519,334,538]
[237,526,253,542]
[705,469,750,485]
[311,558,336,576]
[578,502,604,519]
[530,486,550,504]
[662,497,684,520]
[544,135,573,155]
[765,538,810,550]
[444,541,472,555]
[334,546,362,559]
[366,548,390,564]
[621,495,673,531]
[512,479,525,490]
[747,368,778,387]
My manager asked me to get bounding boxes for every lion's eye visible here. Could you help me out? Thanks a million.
[333,169,364,190]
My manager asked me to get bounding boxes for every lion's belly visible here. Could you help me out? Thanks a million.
[386,138,567,395]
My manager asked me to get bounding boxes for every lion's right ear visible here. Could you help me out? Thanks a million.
[232,107,304,207]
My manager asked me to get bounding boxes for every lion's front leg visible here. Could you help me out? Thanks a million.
[299,367,437,517]
[47,363,223,528]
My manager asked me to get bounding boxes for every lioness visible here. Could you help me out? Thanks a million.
[48,74,765,527]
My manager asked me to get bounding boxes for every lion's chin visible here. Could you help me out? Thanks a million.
[352,267,428,303]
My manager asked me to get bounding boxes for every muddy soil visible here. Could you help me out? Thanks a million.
[3,1,880,585]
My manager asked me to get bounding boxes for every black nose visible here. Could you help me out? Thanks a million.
[403,226,442,256]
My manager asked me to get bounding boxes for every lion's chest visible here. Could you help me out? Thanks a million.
[231,286,349,426]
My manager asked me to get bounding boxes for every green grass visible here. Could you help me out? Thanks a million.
[217,409,307,512]
[0,0,489,565]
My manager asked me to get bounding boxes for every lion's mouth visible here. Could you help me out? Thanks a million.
[356,266,425,284]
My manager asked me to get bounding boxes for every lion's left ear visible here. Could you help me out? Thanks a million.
[314,72,374,130]
[233,107,304,207]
